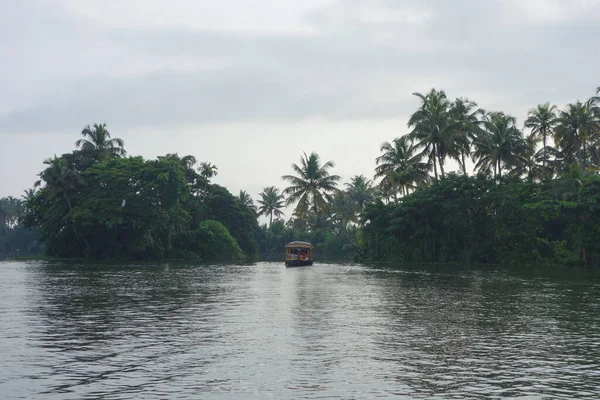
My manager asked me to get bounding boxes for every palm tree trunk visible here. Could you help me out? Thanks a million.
[269,210,273,228]
[542,131,547,168]
[438,156,445,178]
[582,134,587,169]
[461,152,467,175]
[497,159,502,178]
[432,145,439,181]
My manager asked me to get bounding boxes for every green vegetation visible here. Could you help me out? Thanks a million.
[5,124,259,261]
[361,86,600,266]
[3,85,600,265]
[0,195,43,258]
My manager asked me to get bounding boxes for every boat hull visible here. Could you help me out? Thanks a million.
[285,259,313,267]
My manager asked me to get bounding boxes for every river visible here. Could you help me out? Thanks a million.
[1,261,599,399]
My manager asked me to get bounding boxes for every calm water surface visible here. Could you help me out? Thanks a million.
[1,261,600,399]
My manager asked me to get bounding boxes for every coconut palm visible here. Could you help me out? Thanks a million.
[238,190,257,213]
[75,123,126,161]
[22,189,37,203]
[508,135,550,181]
[329,190,356,230]
[450,97,483,175]
[524,103,557,167]
[554,102,597,170]
[34,156,81,211]
[408,89,456,180]
[199,162,218,181]
[34,156,91,255]
[345,175,376,217]
[159,153,197,169]
[375,136,430,199]
[257,186,285,227]
[472,112,526,179]
[282,152,341,218]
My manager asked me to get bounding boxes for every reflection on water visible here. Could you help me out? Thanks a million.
[1,261,599,399]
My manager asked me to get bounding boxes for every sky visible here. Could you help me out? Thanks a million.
[1,0,600,212]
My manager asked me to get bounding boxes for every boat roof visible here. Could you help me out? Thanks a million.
[285,241,314,248]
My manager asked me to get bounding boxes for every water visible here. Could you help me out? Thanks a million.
[1,261,600,399]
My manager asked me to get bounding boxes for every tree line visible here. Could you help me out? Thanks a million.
[253,85,600,265]
[2,85,599,264]
[3,124,259,260]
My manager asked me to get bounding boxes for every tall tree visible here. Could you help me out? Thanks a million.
[472,112,526,179]
[375,136,430,199]
[34,155,91,254]
[554,102,597,170]
[329,190,356,231]
[524,103,557,167]
[408,89,455,180]
[257,186,285,227]
[34,156,81,212]
[345,175,376,218]
[0,197,23,228]
[238,190,257,213]
[75,123,126,162]
[508,135,549,181]
[450,97,483,175]
[282,152,341,219]
[199,162,219,181]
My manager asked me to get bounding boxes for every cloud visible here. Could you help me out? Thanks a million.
[2,0,599,135]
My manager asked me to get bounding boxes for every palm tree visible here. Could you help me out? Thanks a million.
[75,123,126,161]
[375,136,430,199]
[524,103,557,167]
[0,197,23,228]
[238,190,257,213]
[282,152,341,219]
[22,189,37,203]
[199,162,218,181]
[257,186,285,227]
[345,175,376,217]
[329,190,356,231]
[408,89,456,180]
[554,102,597,170]
[450,97,483,175]
[34,156,81,211]
[159,153,197,169]
[472,112,526,179]
[508,135,549,181]
[34,155,91,254]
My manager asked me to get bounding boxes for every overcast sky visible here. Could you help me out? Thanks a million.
[1,0,599,209]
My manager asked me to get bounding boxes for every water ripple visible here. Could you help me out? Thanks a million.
[1,261,599,399]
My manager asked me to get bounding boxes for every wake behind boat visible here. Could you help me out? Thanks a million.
[285,241,314,267]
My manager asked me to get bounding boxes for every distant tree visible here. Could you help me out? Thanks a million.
[76,123,126,162]
[199,162,219,181]
[257,186,285,228]
[282,152,340,221]
[408,89,455,180]
[472,112,526,179]
[375,136,429,199]
[450,97,483,174]
[554,102,597,170]
[524,103,557,167]
[238,190,257,213]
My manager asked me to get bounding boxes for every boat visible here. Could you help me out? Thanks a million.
[285,241,314,267]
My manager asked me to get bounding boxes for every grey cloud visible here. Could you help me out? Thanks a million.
[1,0,599,133]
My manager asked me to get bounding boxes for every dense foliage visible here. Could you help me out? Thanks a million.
[5,85,600,265]
[0,195,42,258]
[18,125,259,261]
[363,173,600,265]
